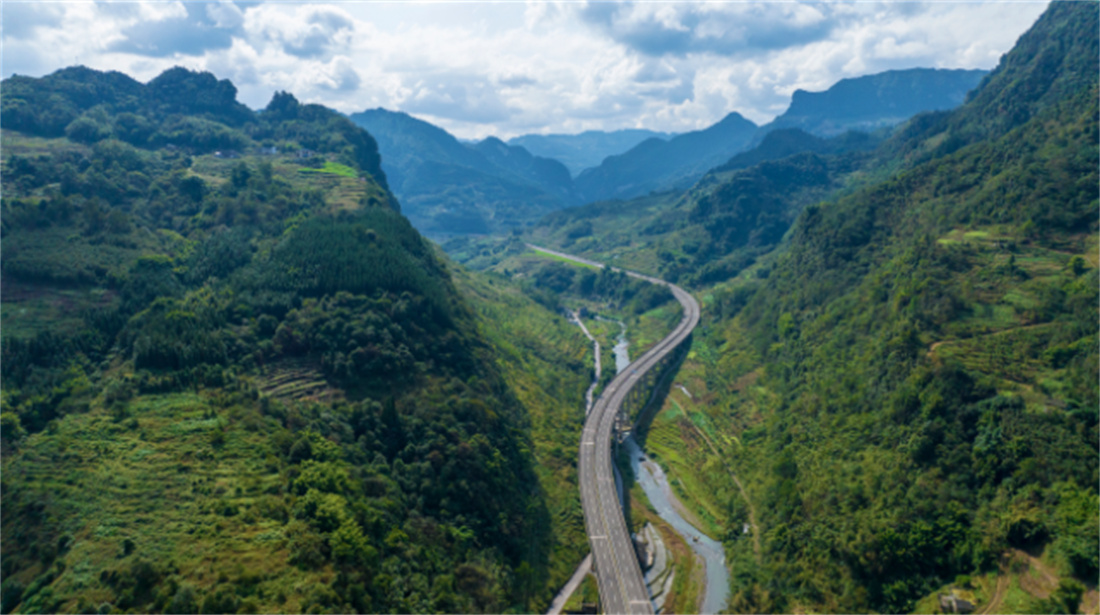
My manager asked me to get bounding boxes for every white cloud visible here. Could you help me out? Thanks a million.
[243,4,356,59]
[1,0,1050,139]
[205,2,245,30]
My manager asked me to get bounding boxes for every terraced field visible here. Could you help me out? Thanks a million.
[254,360,340,403]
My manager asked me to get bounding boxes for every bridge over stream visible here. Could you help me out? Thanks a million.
[528,245,700,615]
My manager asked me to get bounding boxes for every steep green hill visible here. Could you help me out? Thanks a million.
[526,139,874,287]
[0,68,593,614]
[1,68,388,196]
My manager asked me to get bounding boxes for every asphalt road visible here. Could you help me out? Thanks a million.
[529,245,701,615]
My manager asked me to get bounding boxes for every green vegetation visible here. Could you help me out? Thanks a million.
[1,69,388,195]
[2,4,1097,614]
[449,266,593,596]
[526,148,872,288]
[298,162,358,178]
[527,247,599,270]
[0,67,594,614]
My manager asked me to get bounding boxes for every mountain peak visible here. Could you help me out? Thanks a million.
[478,136,507,148]
[719,111,752,124]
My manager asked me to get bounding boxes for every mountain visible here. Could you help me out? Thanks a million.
[471,137,574,201]
[763,67,988,137]
[507,129,675,176]
[348,109,576,236]
[521,3,1097,613]
[523,125,882,287]
[708,6,1098,611]
[347,68,988,231]
[0,67,596,614]
[574,112,759,203]
[526,68,991,285]
[1,67,388,195]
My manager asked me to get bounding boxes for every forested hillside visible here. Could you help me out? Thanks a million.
[714,12,1098,607]
[528,144,871,287]
[2,3,1096,614]
[0,67,594,614]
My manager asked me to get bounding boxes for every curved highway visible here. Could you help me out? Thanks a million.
[529,245,701,615]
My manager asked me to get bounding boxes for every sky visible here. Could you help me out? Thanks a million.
[1,1,1050,140]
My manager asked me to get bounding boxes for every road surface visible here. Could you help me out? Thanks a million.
[530,244,701,615]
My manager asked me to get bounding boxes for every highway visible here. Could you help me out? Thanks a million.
[529,245,701,615]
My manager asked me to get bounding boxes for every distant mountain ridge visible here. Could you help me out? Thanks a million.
[348,66,994,235]
[507,129,675,176]
[574,111,759,203]
[570,67,988,205]
[472,137,575,201]
[762,67,988,137]
[348,108,577,235]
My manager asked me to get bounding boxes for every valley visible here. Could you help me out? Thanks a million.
[1,2,1097,615]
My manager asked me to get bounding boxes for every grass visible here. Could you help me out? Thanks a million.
[1,130,90,158]
[561,574,598,612]
[2,391,309,613]
[297,161,358,178]
[254,359,340,403]
[644,410,726,540]
[527,246,600,270]
[191,155,383,213]
[625,300,684,363]
[1,281,117,342]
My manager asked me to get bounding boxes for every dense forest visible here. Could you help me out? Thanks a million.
[713,4,1098,608]
[0,67,596,614]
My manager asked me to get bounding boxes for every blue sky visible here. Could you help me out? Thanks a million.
[1,1,1049,139]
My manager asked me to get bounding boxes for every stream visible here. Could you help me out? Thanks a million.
[624,436,729,614]
[564,312,729,614]
[597,316,631,374]
[609,317,730,615]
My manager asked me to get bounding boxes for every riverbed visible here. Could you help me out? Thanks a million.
[612,319,730,615]
[562,312,730,614]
